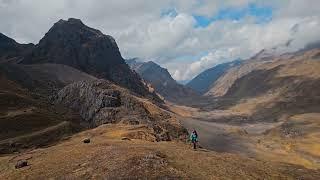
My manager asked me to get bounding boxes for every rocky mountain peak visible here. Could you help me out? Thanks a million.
[54,18,97,33]
[39,18,117,49]
[60,18,85,25]
[19,18,157,100]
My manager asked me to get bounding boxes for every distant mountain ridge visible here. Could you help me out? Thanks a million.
[194,48,320,123]
[126,58,199,103]
[187,59,242,94]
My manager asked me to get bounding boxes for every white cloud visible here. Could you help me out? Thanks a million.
[0,0,320,81]
[171,15,320,81]
[171,48,240,80]
[117,13,195,59]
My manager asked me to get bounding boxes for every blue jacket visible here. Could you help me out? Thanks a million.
[190,133,198,142]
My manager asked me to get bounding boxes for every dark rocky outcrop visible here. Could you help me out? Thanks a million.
[20,18,157,100]
[0,18,184,154]
[54,79,187,141]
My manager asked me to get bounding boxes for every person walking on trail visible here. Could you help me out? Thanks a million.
[190,129,198,149]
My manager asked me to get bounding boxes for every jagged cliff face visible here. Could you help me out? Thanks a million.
[54,79,187,141]
[126,58,198,103]
[21,18,155,99]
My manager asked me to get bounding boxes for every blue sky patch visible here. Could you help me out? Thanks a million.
[193,15,212,28]
[194,3,273,28]
[161,8,178,18]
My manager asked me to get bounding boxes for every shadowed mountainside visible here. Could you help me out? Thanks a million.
[126,58,199,103]
[187,59,242,94]
[0,19,185,154]
[20,18,157,100]
[0,33,33,63]
[202,48,320,123]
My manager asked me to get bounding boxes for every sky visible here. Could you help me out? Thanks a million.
[1,0,320,82]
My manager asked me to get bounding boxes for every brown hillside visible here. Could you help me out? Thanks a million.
[1,124,319,179]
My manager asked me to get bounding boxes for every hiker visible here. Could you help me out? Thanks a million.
[190,129,198,149]
[193,129,198,139]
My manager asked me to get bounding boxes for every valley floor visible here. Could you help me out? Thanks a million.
[170,104,320,170]
[1,124,319,179]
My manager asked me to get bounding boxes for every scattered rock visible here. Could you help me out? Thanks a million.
[281,123,303,138]
[121,137,131,141]
[83,138,90,143]
[15,160,28,169]
[154,151,167,159]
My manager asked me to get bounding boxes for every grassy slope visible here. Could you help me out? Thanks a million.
[252,113,320,169]
[224,50,320,168]
[166,48,320,170]
[1,124,319,179]
[0,72,80,153]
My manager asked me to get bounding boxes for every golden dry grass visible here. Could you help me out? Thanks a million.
[165,103,200,117]
[228,91,281,115]
[277,59,320,79]
[252,113,320,170]
[1,124,319,179]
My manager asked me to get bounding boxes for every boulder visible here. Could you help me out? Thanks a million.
[121,137,131,141]
[15,160,28,169]
[83,138,90,143]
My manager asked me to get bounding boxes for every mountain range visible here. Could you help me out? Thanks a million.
[0,18,185,153]
[0,18,320,179]
[180,43,320,170]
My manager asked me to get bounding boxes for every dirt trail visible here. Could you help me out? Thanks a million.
[180,116,282,155]
[0,107,35,118]
[181,118,249,154]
